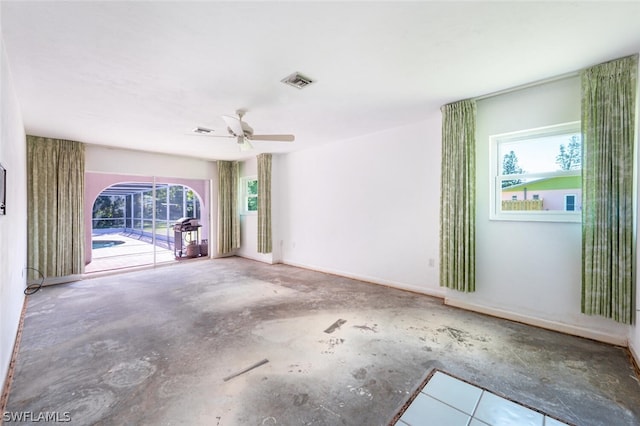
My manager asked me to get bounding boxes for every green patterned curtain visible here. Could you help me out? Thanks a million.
[581,54,638,324]
[217,160,240,255]
[27,136,85,277]
[257,153,272,253]
[440,100,476,292]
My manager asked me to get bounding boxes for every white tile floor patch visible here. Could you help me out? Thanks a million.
[396,371,571,426]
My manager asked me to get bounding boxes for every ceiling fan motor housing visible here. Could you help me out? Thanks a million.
[218,112,295,149]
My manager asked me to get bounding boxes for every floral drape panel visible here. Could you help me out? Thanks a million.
[257,153,272,254]
[217,160,240,255]
[27,136,85,277]
[581,54,638,324]
[439,100,477,292]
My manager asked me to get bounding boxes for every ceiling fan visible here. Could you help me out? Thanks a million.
[194,110,295,151]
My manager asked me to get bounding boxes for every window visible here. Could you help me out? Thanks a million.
[242,177,258,213]
[490,121,581,222]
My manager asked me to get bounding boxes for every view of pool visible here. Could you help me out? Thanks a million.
[92,240,126,249]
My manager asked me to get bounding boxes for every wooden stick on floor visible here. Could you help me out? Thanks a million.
[222,358,269,382]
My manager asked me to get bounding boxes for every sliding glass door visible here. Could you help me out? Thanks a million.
[85,173,210,273]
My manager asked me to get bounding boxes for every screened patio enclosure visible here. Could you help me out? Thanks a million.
[92,183,202,245]
[84,173,210,273]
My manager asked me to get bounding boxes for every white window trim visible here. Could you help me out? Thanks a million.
[240,176,258,215]
[489,121,581,223]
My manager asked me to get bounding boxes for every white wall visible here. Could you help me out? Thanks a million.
[277,117,443,296]
[0,34,27,395]
[85,145,213,180]
[446,76,629,345]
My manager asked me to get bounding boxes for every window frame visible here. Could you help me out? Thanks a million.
[489,121,582,223]
[241,176,258,215]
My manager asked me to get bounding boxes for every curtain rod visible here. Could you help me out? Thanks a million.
[473,69,580,102]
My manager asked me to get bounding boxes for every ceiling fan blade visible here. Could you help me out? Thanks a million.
[250,134,295,142]
[222,115,243,136]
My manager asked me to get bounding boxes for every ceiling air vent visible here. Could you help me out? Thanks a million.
[193,127,214,135]
[281,72,314,89]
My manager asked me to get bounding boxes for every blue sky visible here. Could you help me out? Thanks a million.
[499,133,581,174]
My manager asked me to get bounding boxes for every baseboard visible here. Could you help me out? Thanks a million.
[0,296,28,416]
[41,274,84,286]
[445,298,627,347]
[629,340,640,375]
[281,260,445,299]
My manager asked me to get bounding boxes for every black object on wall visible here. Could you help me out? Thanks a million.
[0,163,6,215]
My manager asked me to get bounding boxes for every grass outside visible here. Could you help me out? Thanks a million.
[94,220,176,238]
[142,222,174,237]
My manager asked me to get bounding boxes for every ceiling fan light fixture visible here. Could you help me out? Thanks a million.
[281,71,314,89]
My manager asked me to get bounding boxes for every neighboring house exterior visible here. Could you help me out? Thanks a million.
[501,175,581,212]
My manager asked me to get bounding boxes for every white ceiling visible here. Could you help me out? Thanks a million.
[2,1,640,161]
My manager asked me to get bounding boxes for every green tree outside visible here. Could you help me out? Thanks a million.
[93,184,201,233]
[92,195,125,228]
[556,135,581,171]
[247,179,258,211]
[502,150,524,188]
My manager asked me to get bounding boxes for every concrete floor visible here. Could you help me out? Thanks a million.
[4,257,640,425]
